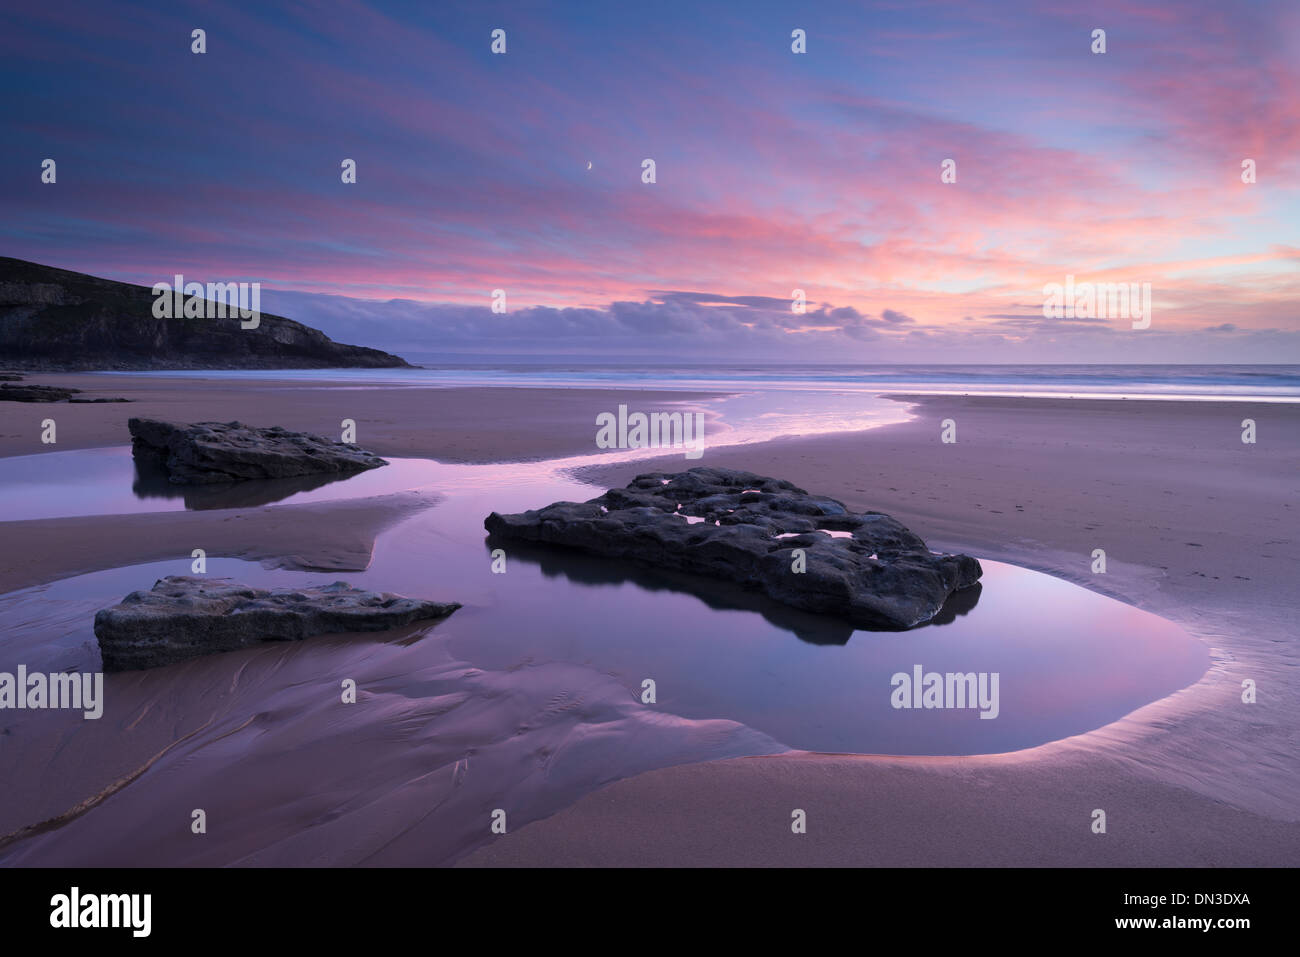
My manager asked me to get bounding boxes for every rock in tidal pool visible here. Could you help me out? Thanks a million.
[128,418,388,485]
[94,576,461,671]
[485,467,982,630]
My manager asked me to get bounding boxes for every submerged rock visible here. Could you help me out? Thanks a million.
[94,576,461,671]
[129,418,388,485]
[485,467,982,629]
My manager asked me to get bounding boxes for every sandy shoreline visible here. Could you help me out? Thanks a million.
[0,491,443,595]
[0,380,1296,866]
[0,373,722,463]
[464,393,1300,865]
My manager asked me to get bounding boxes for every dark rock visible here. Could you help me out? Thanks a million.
[68,396,132,403]
[0,373,23,380]
[129,417,389,484]
[94,576,461,671]
[0,383,79,401]
[485,467,982,629]
[0,257,411,370]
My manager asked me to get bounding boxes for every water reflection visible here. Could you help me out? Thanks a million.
[130,455,365,510]
[0,447,451,521]
[485,536,982,646]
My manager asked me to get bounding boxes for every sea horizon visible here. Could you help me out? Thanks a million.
[87,361,1300,401]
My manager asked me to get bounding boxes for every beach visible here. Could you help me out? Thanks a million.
[467,393,1300,865]
[0,373,712,465]
[0,376,1296,866]
[0,374,715,591]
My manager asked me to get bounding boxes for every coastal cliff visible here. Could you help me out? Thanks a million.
[0,257,410,370]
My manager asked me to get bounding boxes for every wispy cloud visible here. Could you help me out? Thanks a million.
[1,0,1295,361]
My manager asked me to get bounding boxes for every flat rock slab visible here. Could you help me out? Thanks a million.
[94,576,461,671]
[485,467,982,629]
[129,417,388,484]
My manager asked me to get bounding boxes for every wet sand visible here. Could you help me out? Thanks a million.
[0,373,718,462]
[0,382,775,865]
[0,491,442,594]
[464,394,1300,865]
[1,382,1296,866]
[0,626,781,865]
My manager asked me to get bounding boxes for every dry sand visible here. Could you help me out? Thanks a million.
[463,394,1300,866]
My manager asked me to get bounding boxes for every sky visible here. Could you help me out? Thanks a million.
[1,0,1297,362]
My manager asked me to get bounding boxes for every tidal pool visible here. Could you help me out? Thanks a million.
[0,448,1210,757]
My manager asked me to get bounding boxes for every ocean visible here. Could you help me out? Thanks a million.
[101,362,1300,400]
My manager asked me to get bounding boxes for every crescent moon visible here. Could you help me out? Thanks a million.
[586,161,592,170]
